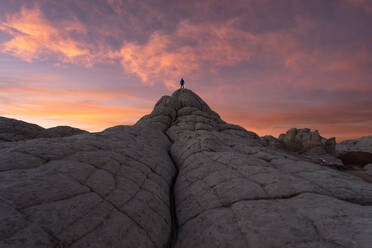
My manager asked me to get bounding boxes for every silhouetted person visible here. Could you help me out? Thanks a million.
[180,78,185,89]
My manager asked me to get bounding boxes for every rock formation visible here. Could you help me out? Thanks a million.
[278,128,336,155]
[264,128,343,168]
[1,89,372,248]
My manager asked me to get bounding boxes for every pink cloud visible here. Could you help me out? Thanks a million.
[119,20,261,88]
[116,16,340,88]
[2,5,367,92]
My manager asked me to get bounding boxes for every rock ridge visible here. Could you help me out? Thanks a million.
[136,88,224,247]
[0,116,87,143]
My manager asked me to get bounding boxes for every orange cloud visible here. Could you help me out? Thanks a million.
[0,6,95,65]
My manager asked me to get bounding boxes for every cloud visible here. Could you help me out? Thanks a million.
[0,6,96,65]
[119,20,263,88]
[1,4,367,91]
[116,17,333,88]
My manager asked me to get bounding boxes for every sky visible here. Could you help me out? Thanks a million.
[0,0,371,141]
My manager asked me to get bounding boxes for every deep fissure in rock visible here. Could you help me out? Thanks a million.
[164,115,180,247]
[165,149,179,248]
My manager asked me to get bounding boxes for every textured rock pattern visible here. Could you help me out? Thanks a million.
[0,125,175,247]
[1,89,372,248]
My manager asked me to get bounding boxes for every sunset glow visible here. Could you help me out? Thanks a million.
[0,1,371,141]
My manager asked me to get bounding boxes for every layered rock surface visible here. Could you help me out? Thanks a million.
[1,89,372,248]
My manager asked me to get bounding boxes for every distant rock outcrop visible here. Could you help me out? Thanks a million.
[1,89,372,248]
[0,117,87,143]
[0,117,45,142]
[263,128,343,167]
[278,128,336,155]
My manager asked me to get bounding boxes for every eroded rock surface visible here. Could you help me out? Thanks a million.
[1,89,372,248]
[0,125,175,247]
